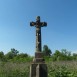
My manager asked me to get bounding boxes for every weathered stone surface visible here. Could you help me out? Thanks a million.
[33,58,45,63]
[30,16,47,53]
[35,52,43,58]
[30,16,48,77]
[30,64,37,77]
[30,63,47,77]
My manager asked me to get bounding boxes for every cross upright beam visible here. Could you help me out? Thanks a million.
[30,16,47,52]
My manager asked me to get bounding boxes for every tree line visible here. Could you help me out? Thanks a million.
[43,45,77,61]
[0,48,32,62]
[0,45,77,62]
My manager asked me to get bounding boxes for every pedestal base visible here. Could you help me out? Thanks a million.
[30,63,48,77]
[33,52,45,63]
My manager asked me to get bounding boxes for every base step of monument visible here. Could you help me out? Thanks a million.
[33,58,45,63]
[30,63,47,77]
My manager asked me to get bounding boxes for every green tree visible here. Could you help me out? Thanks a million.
[42,45,52,57]
[5,48,19,59]
[52,49,72,61]
[61,49,72,60]
[0,51,4,61]
[52,50,61,61]
[0,51,4,58]
[72,53,77,60]
[16,53,28,58]
[11,48,19,56]
[54,50,61,57]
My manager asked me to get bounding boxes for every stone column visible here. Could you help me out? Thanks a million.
[36,27,41,52]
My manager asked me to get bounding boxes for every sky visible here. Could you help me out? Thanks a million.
[0,0,77,55]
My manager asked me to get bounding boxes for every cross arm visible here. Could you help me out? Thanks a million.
[40,22,47,27]
[30,22,36,26]
[30,21,47,27]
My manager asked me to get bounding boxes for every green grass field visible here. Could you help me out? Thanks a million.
[0,61,77,77]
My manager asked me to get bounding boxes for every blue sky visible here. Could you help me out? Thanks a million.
[0,0,77,55]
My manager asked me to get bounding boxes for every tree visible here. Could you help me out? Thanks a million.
[16,53,28,58]
[0,51,4,58]
[11,48,19,56]
[72,53,77,60]
[52,50,61,61]
[0,51,4,60]
[52,49,72,61]
[0,51,7,61]
[42,45,52,57]
[61,49,72,60]
[54,50,61,57]
[5,48,19,59]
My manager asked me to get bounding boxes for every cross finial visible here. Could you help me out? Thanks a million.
[36,16,40,22]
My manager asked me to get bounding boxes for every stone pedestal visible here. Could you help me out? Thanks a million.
[30,63,47,77]
[33,52,45,63]
[30,52,48,77]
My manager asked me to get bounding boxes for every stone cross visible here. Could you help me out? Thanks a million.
[30,16,48,77]
[30,16,47,52]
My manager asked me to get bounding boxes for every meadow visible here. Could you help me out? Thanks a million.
[0,48,77,77]
[0,61,77,77]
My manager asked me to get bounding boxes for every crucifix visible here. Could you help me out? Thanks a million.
[30,16,47,52]
[30,16,48,77]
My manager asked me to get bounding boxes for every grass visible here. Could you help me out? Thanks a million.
[0,61,77,77]
[48,61,77,77]
[0,62,30,77]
